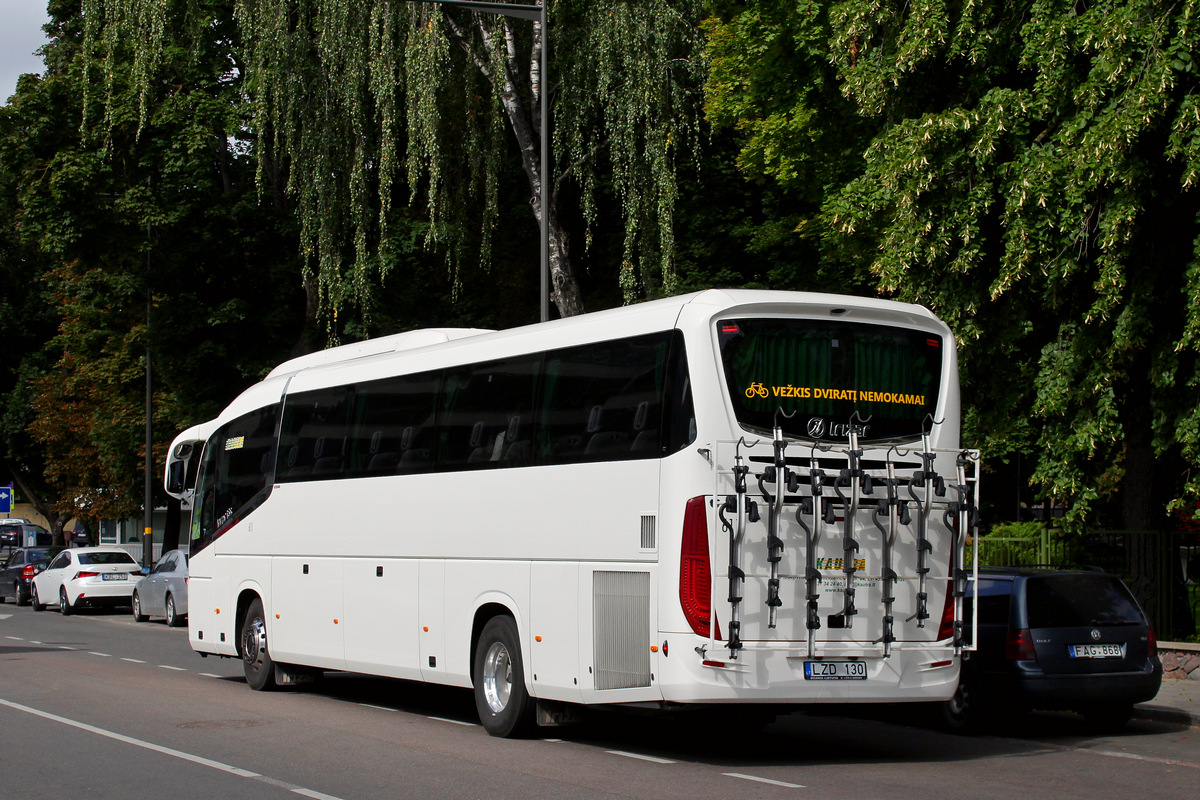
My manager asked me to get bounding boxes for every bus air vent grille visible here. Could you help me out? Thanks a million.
[593,571,651,690]
[640,515,656,550]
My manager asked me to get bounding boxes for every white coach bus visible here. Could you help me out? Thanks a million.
[165,289,978,736]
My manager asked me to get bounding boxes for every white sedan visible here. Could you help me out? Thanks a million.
[31,546,145,615]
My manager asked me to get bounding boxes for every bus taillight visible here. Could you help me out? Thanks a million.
[680,496,720,639]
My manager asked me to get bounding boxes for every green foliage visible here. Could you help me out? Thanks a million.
[1,0,305,519]
[90,0,709,320]
[706,0,1200,527]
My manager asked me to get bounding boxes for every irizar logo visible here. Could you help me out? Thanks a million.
[816,557,867,572]
[806,417,871,440]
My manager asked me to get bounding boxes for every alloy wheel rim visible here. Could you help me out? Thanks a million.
[482,641,512,713]
[243,616,267,669]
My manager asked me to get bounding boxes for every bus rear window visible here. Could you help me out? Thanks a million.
[717,318,943,442]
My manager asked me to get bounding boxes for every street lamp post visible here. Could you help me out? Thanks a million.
[143,196,154,570]
[404,0,549,322]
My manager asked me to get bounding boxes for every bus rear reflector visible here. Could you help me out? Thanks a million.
[679,496,720,639]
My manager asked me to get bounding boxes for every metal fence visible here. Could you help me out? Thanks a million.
[968,529,1195,639]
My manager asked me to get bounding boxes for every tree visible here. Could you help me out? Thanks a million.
[85,0,708,325]
[705,1,1200,529]
[0,0,306,534]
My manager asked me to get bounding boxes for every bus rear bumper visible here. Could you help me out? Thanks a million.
[654,636,961,704]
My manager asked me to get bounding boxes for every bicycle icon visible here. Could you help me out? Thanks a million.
[744,382,769,399]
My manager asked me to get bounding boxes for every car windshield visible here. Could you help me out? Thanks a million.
[1025,574,1145,628]
[28,550,54,564]
[77,552,138,566]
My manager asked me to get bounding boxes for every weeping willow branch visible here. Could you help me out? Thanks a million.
[82,0,706,324]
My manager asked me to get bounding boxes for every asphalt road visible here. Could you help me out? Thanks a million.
[1,604,1197,800]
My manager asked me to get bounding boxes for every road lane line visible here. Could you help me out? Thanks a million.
[359,703,397,712]
[606,750,677,764]
[89,652,111,657]
[158,665,187,671]
[427,716,477,727]
[723,772,804,788]
[5,636,24,641]
[122,658,146,664]
[0,697,349,800]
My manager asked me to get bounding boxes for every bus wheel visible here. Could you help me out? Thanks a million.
[473,616,535,737]
[241,598,278,691]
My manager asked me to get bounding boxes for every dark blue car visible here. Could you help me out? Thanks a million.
[943,567,1162,732]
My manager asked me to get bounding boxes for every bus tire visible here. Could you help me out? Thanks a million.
[241,598,278,691]
[939,674,979,733]
[473,615,535,738]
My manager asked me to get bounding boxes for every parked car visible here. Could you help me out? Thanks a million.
[30,546,145,615]
[132,549,188,627]
[0,546,62,605]
[942,566,1162,732]
[0,522,51,548]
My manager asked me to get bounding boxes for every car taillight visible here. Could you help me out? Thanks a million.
[21,565,36,578]
[679,496,720,639]
[1148,627,1158,658]
[1005,628,1037,661]
[74,571,99,580]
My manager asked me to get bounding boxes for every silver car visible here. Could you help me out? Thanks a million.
[132,549,189,627]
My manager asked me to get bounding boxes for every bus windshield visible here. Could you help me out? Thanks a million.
[717,317,943,442]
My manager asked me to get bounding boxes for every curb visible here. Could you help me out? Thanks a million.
[1133,703,1199,727]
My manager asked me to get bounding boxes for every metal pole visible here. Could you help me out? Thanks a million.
[538,0,548,322]
[143,199,153,570]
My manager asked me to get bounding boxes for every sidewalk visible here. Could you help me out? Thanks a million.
[1135,678,1200,726]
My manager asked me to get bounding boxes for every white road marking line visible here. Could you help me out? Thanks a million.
[158,665,187,671]
[89,652,111,657]
[358,703,397,712]
[59,646,76,650]
[200,673,224,679]
[723,772,805,788]
[0,697,348,800]
[427,716,476,727]
[122,658,146,664]
[606,750,677,764]
[5,636,24,641]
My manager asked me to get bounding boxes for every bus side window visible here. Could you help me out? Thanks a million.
[540,332,672,465]
[348,369,440,477]
[277,388,351,482]
[439,357,540,470]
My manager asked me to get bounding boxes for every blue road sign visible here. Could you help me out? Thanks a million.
[0,484,11,515]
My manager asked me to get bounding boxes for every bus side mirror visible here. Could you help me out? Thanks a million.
[167,460,187,494]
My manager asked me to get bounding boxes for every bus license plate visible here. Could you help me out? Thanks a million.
[101,573,126,581]
[1069,643,1123,659]
[804,660,867,680]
